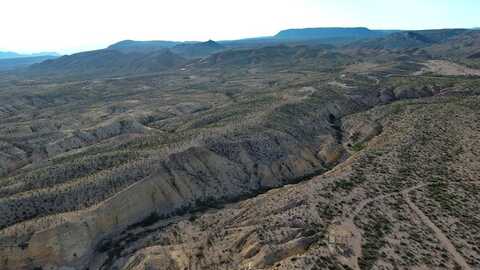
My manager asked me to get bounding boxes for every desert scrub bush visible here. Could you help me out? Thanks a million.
[427,181,458,213]
[357,211,392,270]
[333,179,355,191]
[0,158,156,229]
[0,150,142,197]
[351,142,366,152]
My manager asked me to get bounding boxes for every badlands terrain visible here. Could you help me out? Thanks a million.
[0,28,480,270]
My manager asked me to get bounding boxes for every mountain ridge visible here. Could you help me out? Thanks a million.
[347,28,473,49]
[274,27,399,40]
[170,40,225,58]
[0,51,59,59]
[0,55,58,71]
[28,48,186,78]
[26,28,480,79]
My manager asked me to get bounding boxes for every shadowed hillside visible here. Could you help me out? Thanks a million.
[28,49,186,78]
[347,29,473,50]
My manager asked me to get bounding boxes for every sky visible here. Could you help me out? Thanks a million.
[1,0,479,54]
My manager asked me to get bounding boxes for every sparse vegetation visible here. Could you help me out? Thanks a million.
[1,28,480,270]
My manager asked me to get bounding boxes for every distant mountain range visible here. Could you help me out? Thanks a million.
[29,48,185,78]
[18,27,480,78]
[0,51,59,59]
[170,40,225,58]
[0,55,59,71]
[29,27,395,77]
[110,27,399,51]
[109,40,225,58]
[348,28,472,50]
[0,51,60,71]
[274,27,398,40]
[107,40,183,52]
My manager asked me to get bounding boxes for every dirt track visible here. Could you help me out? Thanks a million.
[404,194,472,270]
[331,182,477,270]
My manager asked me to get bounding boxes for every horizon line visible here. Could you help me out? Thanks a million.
[2,26,478,55]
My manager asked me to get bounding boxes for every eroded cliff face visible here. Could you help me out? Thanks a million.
[0,87,365,269]
[0,88,447,269]
[0,139,329,269]
[96,95,480,270]
[10,115,343,262]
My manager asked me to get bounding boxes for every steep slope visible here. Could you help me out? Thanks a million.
[103,94,480,270]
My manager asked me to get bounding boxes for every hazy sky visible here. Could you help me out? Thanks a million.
[1,0,479,54]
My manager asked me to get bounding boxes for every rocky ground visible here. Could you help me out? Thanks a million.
[414,60,480,76]
[97,94,480,270]
[0,41,479,270]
